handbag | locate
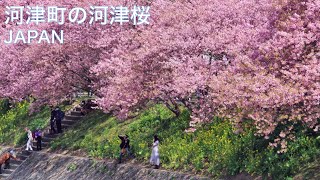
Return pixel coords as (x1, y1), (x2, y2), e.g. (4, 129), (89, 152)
(121, 148), (126, 154)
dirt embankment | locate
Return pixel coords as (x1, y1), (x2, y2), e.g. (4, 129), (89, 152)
(7, 152), (210, 180)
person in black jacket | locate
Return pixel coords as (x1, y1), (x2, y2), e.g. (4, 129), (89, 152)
(35, 128), (42, 151)
(118, 134), (133, 163)
(50, 107), (56, 134)
(54, 106), (64, 133)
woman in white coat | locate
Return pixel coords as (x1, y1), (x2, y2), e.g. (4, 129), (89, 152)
(25, 127), (33, 151)
(150, 135), (160, 169)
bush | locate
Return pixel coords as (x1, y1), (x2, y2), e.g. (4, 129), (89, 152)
(244, 135), (320, 179)
(0, 100), (60, 146)
(0, 99), (11, 116)
(49, 104), (320, 179)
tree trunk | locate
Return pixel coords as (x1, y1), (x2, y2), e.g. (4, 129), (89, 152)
(164, 99), (181, 117)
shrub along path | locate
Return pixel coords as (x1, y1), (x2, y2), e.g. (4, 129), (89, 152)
(0, 107), (84, 179)
(1, 106), (211, 180)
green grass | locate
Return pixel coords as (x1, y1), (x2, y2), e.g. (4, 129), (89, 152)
(0, 101), (49, 146)
(1, 99), (319, 179)
(294, 157), (320, 180)
(67, 163), (78, 171)
(0, 99), (73, 146)
(50, 104), (320, 179)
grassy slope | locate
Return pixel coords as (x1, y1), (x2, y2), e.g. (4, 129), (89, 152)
(294, 157), (320, 180)
(50, 104), (320, 179)
(1, 100), (319, 179)
(0, 101), (50, 146)
(0, 100), (72, 146)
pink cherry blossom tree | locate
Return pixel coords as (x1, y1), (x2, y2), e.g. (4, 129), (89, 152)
(0, 0), (318, 143)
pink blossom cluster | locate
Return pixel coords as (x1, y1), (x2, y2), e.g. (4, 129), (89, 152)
(0, 0), (319, 141)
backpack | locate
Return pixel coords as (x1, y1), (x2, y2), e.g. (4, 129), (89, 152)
(56, 110), (65, 120)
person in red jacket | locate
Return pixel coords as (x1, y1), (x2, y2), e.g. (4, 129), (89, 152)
(0, 150), (18, 174)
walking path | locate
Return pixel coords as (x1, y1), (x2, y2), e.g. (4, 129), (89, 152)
(6, 152), (210, 180)
(1, 104), (213, 180)
(0, 107), (84, 179)
(0, 105), (213, 180)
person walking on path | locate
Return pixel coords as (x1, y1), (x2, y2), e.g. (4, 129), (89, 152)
(0, 150), (18, 174)
(118, 134), (133, 163)
(150, 135), (160, 169)
(50, 107), (56, 134)
(25, 127), (33, 151)
(54, 106), (64, 133)
(35, 128), (43, 151)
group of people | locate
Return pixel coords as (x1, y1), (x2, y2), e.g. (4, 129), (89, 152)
(80, 99), (97, 115)
(1, 135), (159, 174)
(24, 106), (65, 152)
(50, 106), (65, 134)
(1, 127), (42, 173)
(118, 135), (160, 169)
(25, 127), (43, 151)
(17, 104), (161, 170)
